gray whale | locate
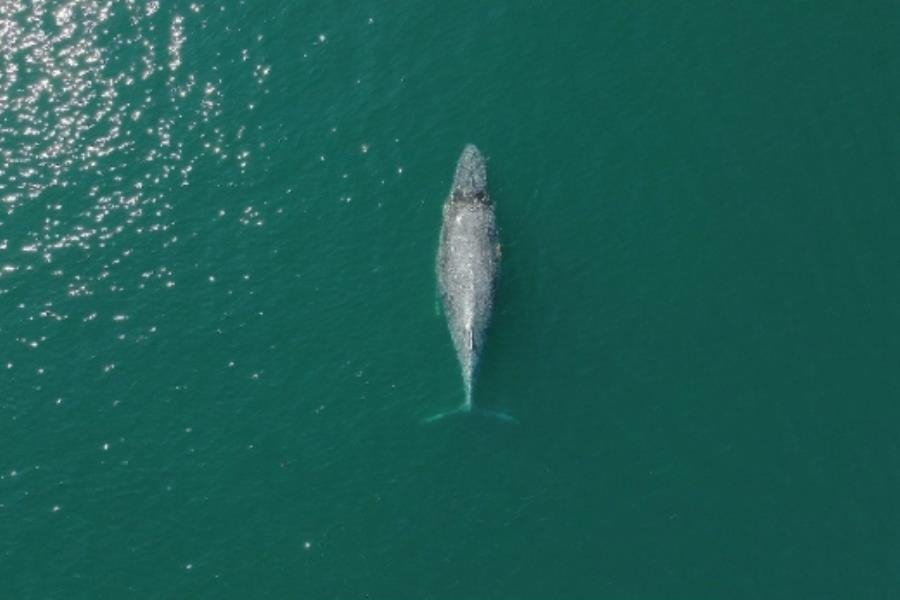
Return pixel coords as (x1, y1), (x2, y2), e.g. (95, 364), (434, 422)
(434, 145), (501, 415)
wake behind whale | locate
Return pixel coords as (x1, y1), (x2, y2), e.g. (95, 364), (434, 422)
(425, 145), (514, 423)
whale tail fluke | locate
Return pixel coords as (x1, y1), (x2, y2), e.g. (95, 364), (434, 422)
(471, 408), (518, 423)
(421, 405), (469, 424)
(421, 404), (518, 425)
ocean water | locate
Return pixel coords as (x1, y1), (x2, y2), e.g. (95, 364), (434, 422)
(2, 1), (900, 598)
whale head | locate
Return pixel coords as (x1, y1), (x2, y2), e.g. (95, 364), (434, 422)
(450, 144), (489, 205)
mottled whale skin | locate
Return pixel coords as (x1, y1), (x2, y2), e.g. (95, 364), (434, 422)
(436, 144), (499, 410)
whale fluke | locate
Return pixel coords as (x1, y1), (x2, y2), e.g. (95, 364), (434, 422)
(421, 406), (518, 425)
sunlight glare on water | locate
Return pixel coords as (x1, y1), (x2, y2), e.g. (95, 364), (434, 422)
(0, 0), (275, 347)
(0, 1), (267, 297)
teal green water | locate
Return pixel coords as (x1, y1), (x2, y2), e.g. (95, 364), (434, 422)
(2, 1), (900, 597)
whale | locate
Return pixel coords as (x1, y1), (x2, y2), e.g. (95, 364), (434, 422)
(426, 145), (514, 423)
